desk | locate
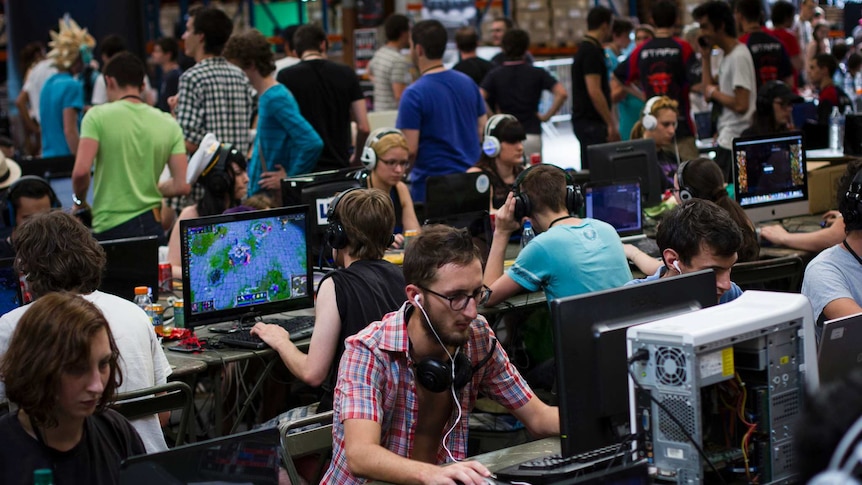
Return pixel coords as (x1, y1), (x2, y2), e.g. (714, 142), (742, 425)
(367, 437), (560, 485)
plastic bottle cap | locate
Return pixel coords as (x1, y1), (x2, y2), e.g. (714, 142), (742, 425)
(134, 286), (149, 295)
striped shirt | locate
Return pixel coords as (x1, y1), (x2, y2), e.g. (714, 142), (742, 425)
(322, 304), (533, 484)
(368, 46), (412, 111)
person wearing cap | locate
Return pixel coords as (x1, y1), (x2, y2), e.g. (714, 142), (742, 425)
(39, 17), (94, 158)
(167, 134), (249, 279)
(72, 52), (190, 244)
(808, 53), (854, 125)
(741, 80), (803, 137)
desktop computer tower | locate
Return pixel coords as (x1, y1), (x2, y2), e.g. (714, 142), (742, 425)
(627, 291), (818, 484)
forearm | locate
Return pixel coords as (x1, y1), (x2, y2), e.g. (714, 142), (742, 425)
(274, 340), (318, 386)
(72, 174), (90, 201)
(346, 442), (442, 485)
(64, 124), (80, 155)
(543, 92), (568, 119)
(158, 178), (188, 198)
(484, 231), (511, 286)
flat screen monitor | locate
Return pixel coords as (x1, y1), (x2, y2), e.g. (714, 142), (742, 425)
(423, 172), (491, 220)
(551, 270), (716, 457)
(584, 180), (643, 238)
(587, 139), (663, 207)
(179, 206), (312, 329)
(0, 258), (23, 315)
(99, 235), (159, 301)
(732, 131), (809, 224)
(19, 155), (75, 179)
(281, 168), (363, 264)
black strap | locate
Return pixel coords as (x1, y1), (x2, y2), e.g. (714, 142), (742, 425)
(844, 239), (862, 266)
(548, 215), (572, 228)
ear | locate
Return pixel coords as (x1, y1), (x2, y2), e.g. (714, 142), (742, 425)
(662, 248), (680, 269)
(405, 284), (421, 304)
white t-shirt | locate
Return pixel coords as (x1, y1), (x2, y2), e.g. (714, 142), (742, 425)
(274, 56), (300, 76)
(716, 43), (756, 149)
(22, 59), (58, 121)
(0, 291), (172, 453)
(91, 73), (154, 105)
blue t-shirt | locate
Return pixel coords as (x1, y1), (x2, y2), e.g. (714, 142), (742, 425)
(249, 84), (323, 196)
(626, 267), (743, 304)
(604, 47), (644, 141)
(507, 219), (632, 301)
(39, 72), (84, 157)
(396, 70), (486, 202)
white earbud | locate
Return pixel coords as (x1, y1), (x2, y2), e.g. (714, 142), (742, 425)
(673, 260), (682, 273)
(413, 294), (422, 307)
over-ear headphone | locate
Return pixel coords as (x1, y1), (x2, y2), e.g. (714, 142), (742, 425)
(642, 96), (663, 131)
(676, 159), (696, 202)
(511, 164), (583, 220)
(1, 176), (61, 227)
(808, 413), (862, 485)
(360, 128), (405, 171)
(482, 114), (517, 158)
(844, 168), (862, 228)
(324, 187), (362, 250)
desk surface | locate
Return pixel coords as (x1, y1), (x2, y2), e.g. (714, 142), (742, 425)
(367, 437), (560, 485)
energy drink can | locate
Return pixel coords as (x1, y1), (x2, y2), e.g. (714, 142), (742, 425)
(158, 263), (172, 293)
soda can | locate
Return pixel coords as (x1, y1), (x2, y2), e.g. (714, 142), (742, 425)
(173, 300), (185, 329)
(158, 263), (172, 293)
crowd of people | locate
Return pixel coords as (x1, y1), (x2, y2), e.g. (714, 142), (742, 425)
(2, 2), (862, 483)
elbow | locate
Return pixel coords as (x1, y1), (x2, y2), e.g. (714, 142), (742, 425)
(344, 443), (369, 477)
(304, 369), (327, 388)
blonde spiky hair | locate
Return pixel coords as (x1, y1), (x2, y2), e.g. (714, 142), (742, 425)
(47, 16), (95, 70)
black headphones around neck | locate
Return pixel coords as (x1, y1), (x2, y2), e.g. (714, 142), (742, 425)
(1, 176), (61, 228)
(843, 168), (862, 228)
(676, 159), (696, 202)
(413, 337), (498, 393)
(511, 164), (582, 220)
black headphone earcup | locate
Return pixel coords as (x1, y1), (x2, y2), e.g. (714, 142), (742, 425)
(325, 221), (349, 250)
(414, 358), (452, 393)
(513, 193), (531, 220)
(567, 184), (583, 215)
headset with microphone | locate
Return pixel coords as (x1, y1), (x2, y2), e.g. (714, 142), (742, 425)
(511, 163), (583, 220)
(482, 114), (517, 158)
(360, 128), (406, 171)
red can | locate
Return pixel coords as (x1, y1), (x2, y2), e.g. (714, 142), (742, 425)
(158, 263), (172, 293)
(530, 153), (542, 165)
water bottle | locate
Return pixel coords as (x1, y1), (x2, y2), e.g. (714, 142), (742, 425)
(521, 221), (535, 248)
(134, 285), (154, 326)
(830, 107), (842, 151)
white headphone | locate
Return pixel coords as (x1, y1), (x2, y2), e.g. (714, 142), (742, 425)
(642, 96), (663, 131)
(673, 260), (682, 273)
(482, 114), (517, 158)
(808, 414), (862, 484)
(360, 128), (405, 170)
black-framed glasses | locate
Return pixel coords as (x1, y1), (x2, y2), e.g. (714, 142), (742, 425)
(418, 285), (492, 310)
(379, 158), (410, 169)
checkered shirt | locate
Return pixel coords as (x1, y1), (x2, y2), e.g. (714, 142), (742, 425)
(172, 57), (254, 210)
(368, 45), (412, 111)
(321, 304), (534, 484)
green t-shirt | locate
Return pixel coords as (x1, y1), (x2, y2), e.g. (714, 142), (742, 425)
(80, 100), (185, 233)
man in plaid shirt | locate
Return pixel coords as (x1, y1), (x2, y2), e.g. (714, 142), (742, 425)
(171, 6), (253, 212)
(322, 225), (559, 484)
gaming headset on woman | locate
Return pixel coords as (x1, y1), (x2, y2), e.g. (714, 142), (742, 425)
(482, 114), (517, 158)
(360, 128), (406, 171)
(642, 96), (663, 131)
(511, 163), (582, 220)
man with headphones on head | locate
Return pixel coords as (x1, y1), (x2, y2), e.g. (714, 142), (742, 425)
(0, 168), (56, 258)
(626, 199), (744, 304)
(323, 225), (559, 484)
(252, 188), (405, 428)
(803, 161), (862, 339)
(483, 164), (631, 307)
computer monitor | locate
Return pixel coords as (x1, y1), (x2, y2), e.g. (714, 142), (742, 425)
(732, 131), (809, 224)
(0, 258), (23, 315)
(179, 206), (312, 329)
(587, 139), (663, 207)
(551, 270), (716, 457)
(423, 172), (491, 220)
(99, 235), (159, 301)
(281, 168), (363, 263)
(584, 180), (643, 238)
(18, 155), (75, 179)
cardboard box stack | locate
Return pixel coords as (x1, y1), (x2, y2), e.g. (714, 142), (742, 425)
(550, 0), (589, 46)
(516, 0), (552, 45)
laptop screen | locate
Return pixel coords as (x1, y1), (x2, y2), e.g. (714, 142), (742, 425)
(120, 428), (280, 484)
(0, 258), (22, 315)
(584, 181), (643, 236)
(180, 206), (312, 328)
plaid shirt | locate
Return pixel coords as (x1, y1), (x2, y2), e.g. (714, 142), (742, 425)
(322, 303), (534, 484)
(173, 57), (254, 209)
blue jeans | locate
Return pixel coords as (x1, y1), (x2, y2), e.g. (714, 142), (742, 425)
(94, 208), (166, 246)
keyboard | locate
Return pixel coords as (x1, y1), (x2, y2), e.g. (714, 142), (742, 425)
(632, 237), (661, 258)
(218, 315), (315, 350)
(494, 444), (628, 484)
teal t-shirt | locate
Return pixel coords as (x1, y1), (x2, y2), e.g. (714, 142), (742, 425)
(80, 100), (186, 233)
(507, 219), (633, 301)
(39, 72), (84, 157)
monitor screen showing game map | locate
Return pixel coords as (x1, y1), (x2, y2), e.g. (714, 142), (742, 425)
(179, 206), (312, 328)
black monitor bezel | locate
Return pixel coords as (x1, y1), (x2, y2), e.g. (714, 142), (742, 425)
(551, 270), (716, 457)
(587, 138), (663, 207)
(180, 205), (313, 329)
(98, 235), (160, 301)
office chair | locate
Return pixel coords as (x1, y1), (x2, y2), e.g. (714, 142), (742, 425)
(112, 381), (193, 447)
(279, 409), (334, 485)
(732, 255), (805, 292)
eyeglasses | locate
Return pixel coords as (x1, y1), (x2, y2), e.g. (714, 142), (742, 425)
(379, 158), (410, 169)
(418, 285), (492, 310)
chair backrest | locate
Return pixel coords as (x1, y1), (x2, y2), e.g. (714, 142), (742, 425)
(731, 255), (805, 292)
(112, 381), (193, 447)
(279, 410), (334, 485)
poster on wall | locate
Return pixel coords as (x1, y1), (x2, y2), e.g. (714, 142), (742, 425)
(354, 28), (378, 75)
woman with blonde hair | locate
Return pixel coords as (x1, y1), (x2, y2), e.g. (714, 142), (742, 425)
(631, 96), (680, 190)
(359, 128), (420, 247)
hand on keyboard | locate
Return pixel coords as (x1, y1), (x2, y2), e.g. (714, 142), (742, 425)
(250, 322), (291, 351)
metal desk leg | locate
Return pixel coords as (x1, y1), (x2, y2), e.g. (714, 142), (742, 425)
(230, 357), (277, 434)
